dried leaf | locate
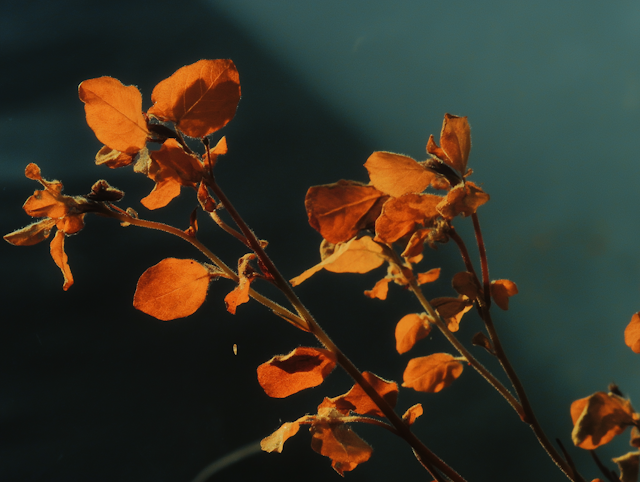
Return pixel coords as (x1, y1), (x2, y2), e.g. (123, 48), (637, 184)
(438, 114), (471, 174)
(4, 218), (56, 246)
(364, 151), (434, 197)
(402, 403), (424, 426)
(257, 347), (337, 398)
(374, 193), (442, 244)
(613, 452), (640, 482)
(224, 253), (257, 314)
(364, 277), (393, 300)
(417, 268), (441, 285)
(94, 145), (134, 168)
(133, 258), (213, 321)
(50, 230), (73, 291)
(571, 391), (637, 449)
(431, 297), (473, 332)
(452, 271), (480, 299)
(261, 420), (304, 453)
(395, 313), (431, 354)
(78, 77), (149, 154)
(437, 181), (489, 220)
(336, 372), (398, 417)
(402, 353), (463, 393)
(491, 279), (519, 310)
(290, 236), (386, 286)
(148, 59), (241, 138)
(310, 419), (373, 476)
(305, 180), (389, 244)
(625, 312), (640, 354)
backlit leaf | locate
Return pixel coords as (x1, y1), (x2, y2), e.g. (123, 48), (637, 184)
(395, 313), (431, 354)
(402, 403), (424, 426)
(439, 114), (471, 175)
(305, 180), (388, 244)
(290, 236), (386, 286)
(625, 312), (640, 353)
(257, 347), (337, 398)
(224, 253), (257, 314)
(50, 230), (73, 291)
(148, 59), (241, 138)
(417, 268), (440, 285)
(374, 193), (442, 244)
(261, 420), (305, 453)
(571, 391), (637, 449)
(95, 145), (134, 169)
(364, 151), (434, 197)
(437, 181), (489, 220)
(431, 297), (473, 332)
(613, 452), (640, 482)
(402, 353), (463, 393)
(133, 258), (212, 321)
(491, 279), (519, 310)
(4, 218), (56, 246)
(364, 276), (393, 300)
(335, 372), (398, 417)
(78, 77), (149, 154)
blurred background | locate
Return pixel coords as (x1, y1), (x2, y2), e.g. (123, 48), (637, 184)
(1, 1), (639, 481)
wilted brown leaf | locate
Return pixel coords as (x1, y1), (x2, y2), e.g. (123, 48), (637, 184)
(437, 181), (489, 220)
(491, 279), (519, 310)
(613, 452), (640, 482)
(402, 353), (463, 393)
(364, 151), (434, 197)
(257, 347), (337, 398)
(133, 258), (213, 321)
(395, 313), (431, 354)
(224, 253), (257, 314)
(78, 77), (149, 154)
(305, 180), (389, 244)
(427, 113), (471, 175)
(148, 59), (241, 138)
(625, 312), (640, 354)
(452, 271), (480, 299)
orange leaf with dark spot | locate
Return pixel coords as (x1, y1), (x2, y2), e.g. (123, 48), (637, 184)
(333, 372), (398, 417)
(491, 279), (519, 310)
(133, 258), (213, 321)
(395, 313), (431, 354)
(148, 59), (240, 138)
(78, 77), (149, 154)
(402, 353), (463, 393)
(257, 347), (337, 398)
(364, 151), (434, 197)
(374, 193), (442, 244)
(305, 180), (389, 244)
(624, 312), (640, 353)
(571, 391), (637, 449)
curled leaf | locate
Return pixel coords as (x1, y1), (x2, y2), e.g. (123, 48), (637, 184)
(427, 113), (471, 175)
(133, 258), (213, 321)
(261, 419), (307, 453)
(613, 452), (640, 482)
(257, 347), (337, 398)
(437, 181), (489, 220)
(417, 268), (441, 285)
(452, 271), (480, 299)
(402, 353), (463, 393)
(50, 230), (73, 291)
(364, 276), (393, 300)
(4, 218), (56, 246)
(431, 297), (473, 332)
(331, 372), (398, 417)
(625, 312), (640, 354)
(402, 403), (424, 426)
(491, 279), (519, 310)
(224, 253), (257, 314)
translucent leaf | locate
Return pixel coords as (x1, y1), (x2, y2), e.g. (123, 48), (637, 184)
(625, 312), (640, 353)
(257, 347), (337, 398)
(417, 268), (440, 285)
(4, 218), (56, 246)
(305, 180), (388, 244)
(148, 59), (241, 138)
(364, 151), (434, 197)
(402, 353), (463, 393)
(310, 418), (373, 476)
(78, 77), (149, 154)
(133, 258), (212, 321)
(571, 391), (637, 449)
(23, 189), (68, 219)
(613, 452), (640, 482)
(261, 421), (303, 453)
(491, 279), (519, 310)
(364, 277), (392, 300)
(431, 297), (473, 332)
(395, 313), (431, 354)
(402, 403), (424, 426)
(95, 145), (134, 169)
(50, 230), (73, 291)
(332, 371), (398, 417)
(438, 114), (471, 174)
(290, 236), (386, 286)
(374, 193), (441, 244)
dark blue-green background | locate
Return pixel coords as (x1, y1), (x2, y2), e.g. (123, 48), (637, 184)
(2, 1), (639, 481)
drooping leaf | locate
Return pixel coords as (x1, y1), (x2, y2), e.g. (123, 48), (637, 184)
(224, 253), (258, 314)
(133, 258), (213, 321)
(417, 268), (441, 285)
(437, 181), (489, 220)
(452, 271), (480, 299)
(78, 77), (149, 154)
(374, 193), (442, 244)
(4, 218), (56, 246)
(290, 236), (386, 286)
(401, 228), (433, 258)
(310, 411), (373, 476)
(364, 276), (393, 300)
(402, 353), (463, 393)
(402, 403), (424, 426)
(305, 180), (389, 244)
(395, 313), (431, 354)
(613, 452), (640, 482)
(571, 391), (637, 450)
(257, 347), (337, 398)
(50, 230), (73, 291)
(491, 279), (519, 310)
(625, 312), (640, 354)
(261, 419), (307, 453)
(431, 297), (473, 332)
(364, 151), (434, 197)
(94, 145), (134, 169)
(148, 59), (241, 138)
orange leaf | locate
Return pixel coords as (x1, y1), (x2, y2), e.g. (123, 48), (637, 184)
(133, 258), (213, 321)
(364, 151), (434, 197)
(402, 403), (424, 426)
(140, 178), (182, 210)
(78, 77), (149, 154)
(437, 181), (489, 220)
(571, 391), (637, 449)
(396, 313), (431, 354)
(374, 193), (442, 244)
(257, 347), (337, 398)
(305, 180), (389, 244)
(438, 114), (471, 174)
(310, 417), (373, 476)
(148, 59), (241, 138)
(95, 145), (134, 169)
(625, 312), (640, 353)
(613, 452), (639, 482)
(490, 279), (519, 310)
(4, 218), (56, 246)
(417, 267), (441, 285)
(364, 276), (393, 300)
(431, 297), (473, 332)
(290, 236), (386, 286)
(402, 353), (463, 393)
(50, 230), (73, 291)
(23, 189), (68, 219)
(336, 372), (398, 417)
(224, 254), (258, 314)
(261, 420), (304, 453)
